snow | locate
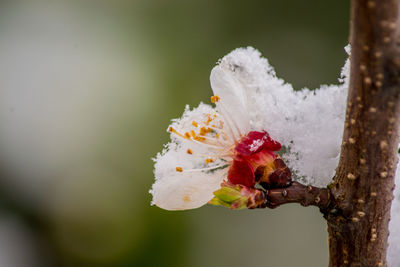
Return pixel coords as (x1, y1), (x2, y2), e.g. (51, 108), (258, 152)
(249, 139), (264, 152)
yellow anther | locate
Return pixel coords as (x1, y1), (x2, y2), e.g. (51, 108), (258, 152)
(169, 127), (187, 139)
(194, 136), (206, 142)
(184, 132), (191, 139)
(192, 121), (198, 127)
(205, 158), (214, 164)
(187, 149), (193, 154)
(200, 127), (212, 136)
(211, 95), (220, 103)
(176, 167), (183, 172)
(190, 130), (197, 138)
(204, 114), (215, 125)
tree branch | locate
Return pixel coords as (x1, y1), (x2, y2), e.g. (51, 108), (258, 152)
(248, 182), (332, 211)
(327, 0), (400, 266)
(266, 182), (331, 209)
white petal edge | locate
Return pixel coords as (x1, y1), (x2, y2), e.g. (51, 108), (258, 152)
(151, 169), (226, 211)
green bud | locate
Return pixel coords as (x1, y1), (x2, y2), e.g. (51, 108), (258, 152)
(208, 197), (231, 207)
(209, 184), (249, 210)
(213, 186), (242, 202)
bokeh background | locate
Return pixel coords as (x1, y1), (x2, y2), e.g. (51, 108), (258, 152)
(0, 1), (349, 266)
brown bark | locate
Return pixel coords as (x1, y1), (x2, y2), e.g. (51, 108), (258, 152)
(265, 182), (331, 210)
(327, 0), (400, 266)
(249, 181), (332, 210)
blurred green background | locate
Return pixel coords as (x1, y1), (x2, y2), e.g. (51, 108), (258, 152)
(0, 1), (348, 266)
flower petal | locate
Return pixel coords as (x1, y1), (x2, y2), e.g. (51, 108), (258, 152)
(227, 160), (255, 187)
(151, 170), (226, 210)
(210, 66), (251, 139)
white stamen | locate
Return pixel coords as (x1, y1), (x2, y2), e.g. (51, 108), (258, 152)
(208, 126), (234, 143)
(199, 135), (230, 147)
(182, 166), (229, 173)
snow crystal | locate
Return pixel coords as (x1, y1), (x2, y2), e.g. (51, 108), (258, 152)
(249, 139), (264, 152)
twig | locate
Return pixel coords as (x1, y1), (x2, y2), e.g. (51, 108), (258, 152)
(248, 182), (331, 210)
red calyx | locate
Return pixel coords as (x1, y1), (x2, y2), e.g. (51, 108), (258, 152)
(227, 131), (282, 187)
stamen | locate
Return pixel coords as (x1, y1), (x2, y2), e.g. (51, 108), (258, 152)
(168, 114), (235, 151)
(218, 153), (234, 158)
(188, 150), (232, 159)
(208, 126), (232, 142)
(182, 165), (229, 173)
(197, 134), (230, 146)
(190, 139), (222, 149)
(170, 126), (224, 149)
(205, 114), (213, 125)
(193, 136), (206, 142)
(187, 149), (193, 154)
(215, 107), (237, 141)
(169, 127), (190, 139)
(200, 127), (212, 136)
(189, 129), (229, 146)
(207, 125), (223, 132)
(176, 167), (183, 172)
(205, 158), (215, 164)
(192, 121), (198, 127)
(211, 95), (221, 103)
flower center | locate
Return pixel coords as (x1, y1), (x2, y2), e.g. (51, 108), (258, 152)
(227, 131), (291, 188)
(168, 97), (237, 172)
